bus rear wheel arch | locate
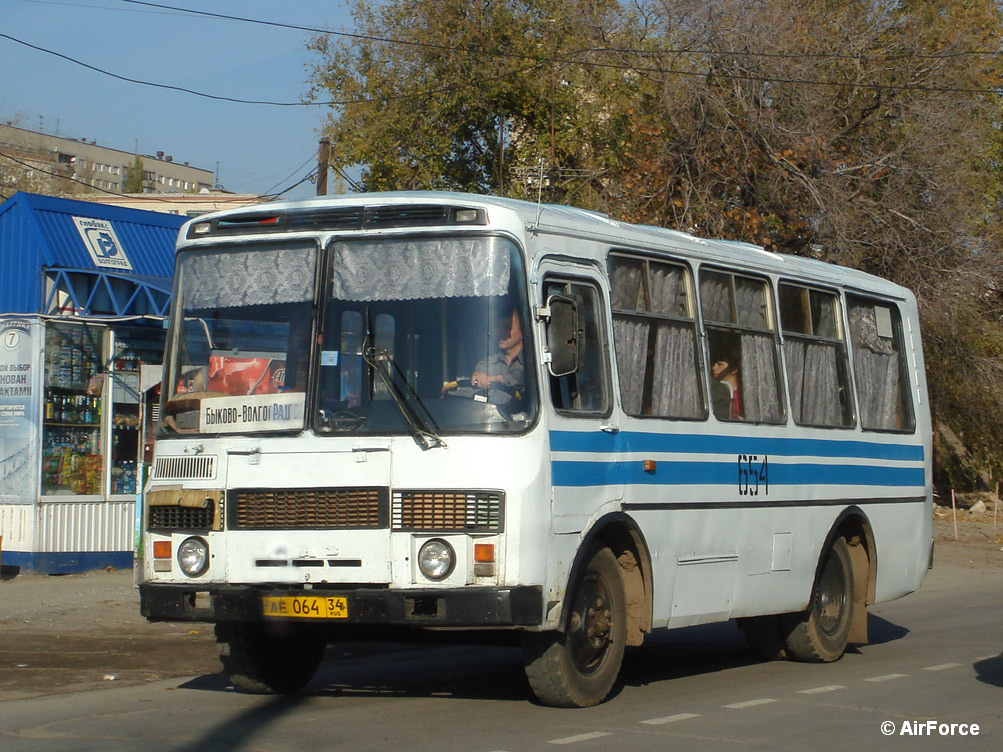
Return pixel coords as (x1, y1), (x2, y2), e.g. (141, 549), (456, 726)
(741, 513), (874, 662)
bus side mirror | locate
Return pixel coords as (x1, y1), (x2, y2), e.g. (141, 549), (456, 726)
(545, 294), (581, 377)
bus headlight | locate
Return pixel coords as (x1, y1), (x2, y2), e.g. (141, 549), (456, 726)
(177, 536), (210, 577)
(418, 539), (455, 580)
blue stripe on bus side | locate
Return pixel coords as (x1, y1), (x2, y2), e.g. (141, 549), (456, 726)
(549, 430), (925, 463)
(551, 459), (926, 488)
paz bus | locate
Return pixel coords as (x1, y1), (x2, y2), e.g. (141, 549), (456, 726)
(139, 192), (932, 707)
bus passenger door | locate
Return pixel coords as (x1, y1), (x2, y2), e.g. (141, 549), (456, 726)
(540, 270), (621, 533)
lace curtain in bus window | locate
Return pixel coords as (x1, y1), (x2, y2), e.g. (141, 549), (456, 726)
(612, 316), (646, 414)
(609, 257), (644, 310)
(610, 256), (702, 418)
(700, 273), (732, 322)
(649, 262), (689, 316)
(182, 246), (316, 310)
(701, 273), (771, 327)
(784, 340), (844, 426)
(332, 237), (510, 301)
(611, 317), (702, 417)
(651, 323), (701, 417)
(779, 284), (851, 427)
(734, 277), (770, 328)
(740, 333), (783, 422)
(848, 301), (911, 431)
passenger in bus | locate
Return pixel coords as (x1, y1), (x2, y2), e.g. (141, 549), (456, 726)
(711, 355), (743, 420)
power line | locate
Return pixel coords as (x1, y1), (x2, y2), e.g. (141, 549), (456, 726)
(0, 32), (317, 106)
(14, 0), (185, 17)
(0, 31), (546, 106)
(116, 1), (1003, 64)
(115, 0), (460, 53)
(336, 167), (362, 193)
(5, 3), (1001, 112)
(263, 167), (320, 201)
(259, 153), (318, 197)
(4, 26), (997, 113)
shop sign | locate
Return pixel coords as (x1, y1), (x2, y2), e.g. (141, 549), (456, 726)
(72, 217), (133, 271)
(199, 392), (305, 434)
(0, 319), (41, 504)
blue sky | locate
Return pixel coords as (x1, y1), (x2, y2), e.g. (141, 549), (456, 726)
(1, 0), (358, 200)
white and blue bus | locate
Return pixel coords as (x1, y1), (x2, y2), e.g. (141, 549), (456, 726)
(139, 192), (932, 707)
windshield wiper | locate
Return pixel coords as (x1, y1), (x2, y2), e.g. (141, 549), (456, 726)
(363, 344), (446, 451)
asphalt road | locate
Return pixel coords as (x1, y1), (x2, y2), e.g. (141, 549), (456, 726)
(0, 516), (1000, 751)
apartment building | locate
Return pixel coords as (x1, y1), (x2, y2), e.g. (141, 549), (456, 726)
(0, 123), (214, 195)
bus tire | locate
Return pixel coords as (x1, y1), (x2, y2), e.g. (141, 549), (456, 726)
(785, 537), (854, 663)
(215, 622), (325, 694)
(522, 546), (627, 707)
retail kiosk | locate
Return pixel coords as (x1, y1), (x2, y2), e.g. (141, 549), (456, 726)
(0, 192), (184, 573)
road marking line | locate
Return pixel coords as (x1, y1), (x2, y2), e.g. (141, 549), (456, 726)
(640, 713), (701, 725)
(798, 685), (847, 694)
(864, 673), (908, 682)
(725, 698), (777, 709)
(922, 663), (961, 671)
(548, 732), (612, 745)
(976, 655), (997, 661)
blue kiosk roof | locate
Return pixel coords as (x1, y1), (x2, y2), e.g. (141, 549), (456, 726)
(0, 192), (184, 316)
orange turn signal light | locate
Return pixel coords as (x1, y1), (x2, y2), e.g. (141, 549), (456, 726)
(643, 459), (657, 473)
(153, 540), (172, 559)
(474, 543), (495, 563)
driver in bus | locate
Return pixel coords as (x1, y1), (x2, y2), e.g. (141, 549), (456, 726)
(444, 307), (526, 413)
(471, 308), (525, 396)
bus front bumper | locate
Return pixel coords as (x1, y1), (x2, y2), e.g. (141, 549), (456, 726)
(139, 582), (543, 628)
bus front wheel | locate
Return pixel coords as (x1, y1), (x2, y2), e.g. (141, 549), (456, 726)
(785, 537), (855, 663)
(215, 622), (325, 694)
(522, 546), (627, 707)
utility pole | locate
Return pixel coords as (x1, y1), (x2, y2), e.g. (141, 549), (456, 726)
(317, 138), (330, 196)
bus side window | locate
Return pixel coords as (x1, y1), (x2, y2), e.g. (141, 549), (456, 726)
(544, 279), (609, 414)
(699, 269), (785, 423)
(608, 252), (704, 419)
(779, 283), (854, 428)
(846, 296), (915, 432)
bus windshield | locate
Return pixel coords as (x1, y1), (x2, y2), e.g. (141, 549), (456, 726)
(159, 235), (536, 437)
(316, 235), (535, 437)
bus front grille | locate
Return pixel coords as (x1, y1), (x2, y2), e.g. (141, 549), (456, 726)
(392, 490), (504, 532)
(149, 505), (215, 531)
(229, 487), (388, 529)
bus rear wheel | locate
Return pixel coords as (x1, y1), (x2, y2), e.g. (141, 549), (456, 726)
(785, 537), (854, 663)
(522, 546), (627, 707)
(215, 622), (326, 694)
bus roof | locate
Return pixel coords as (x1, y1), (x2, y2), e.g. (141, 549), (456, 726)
(179, 191), (913, 301)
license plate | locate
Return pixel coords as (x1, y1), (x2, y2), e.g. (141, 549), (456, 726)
(261, 595), (349, 619)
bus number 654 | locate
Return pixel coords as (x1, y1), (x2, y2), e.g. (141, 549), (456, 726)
(738, 454), (769, 496)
